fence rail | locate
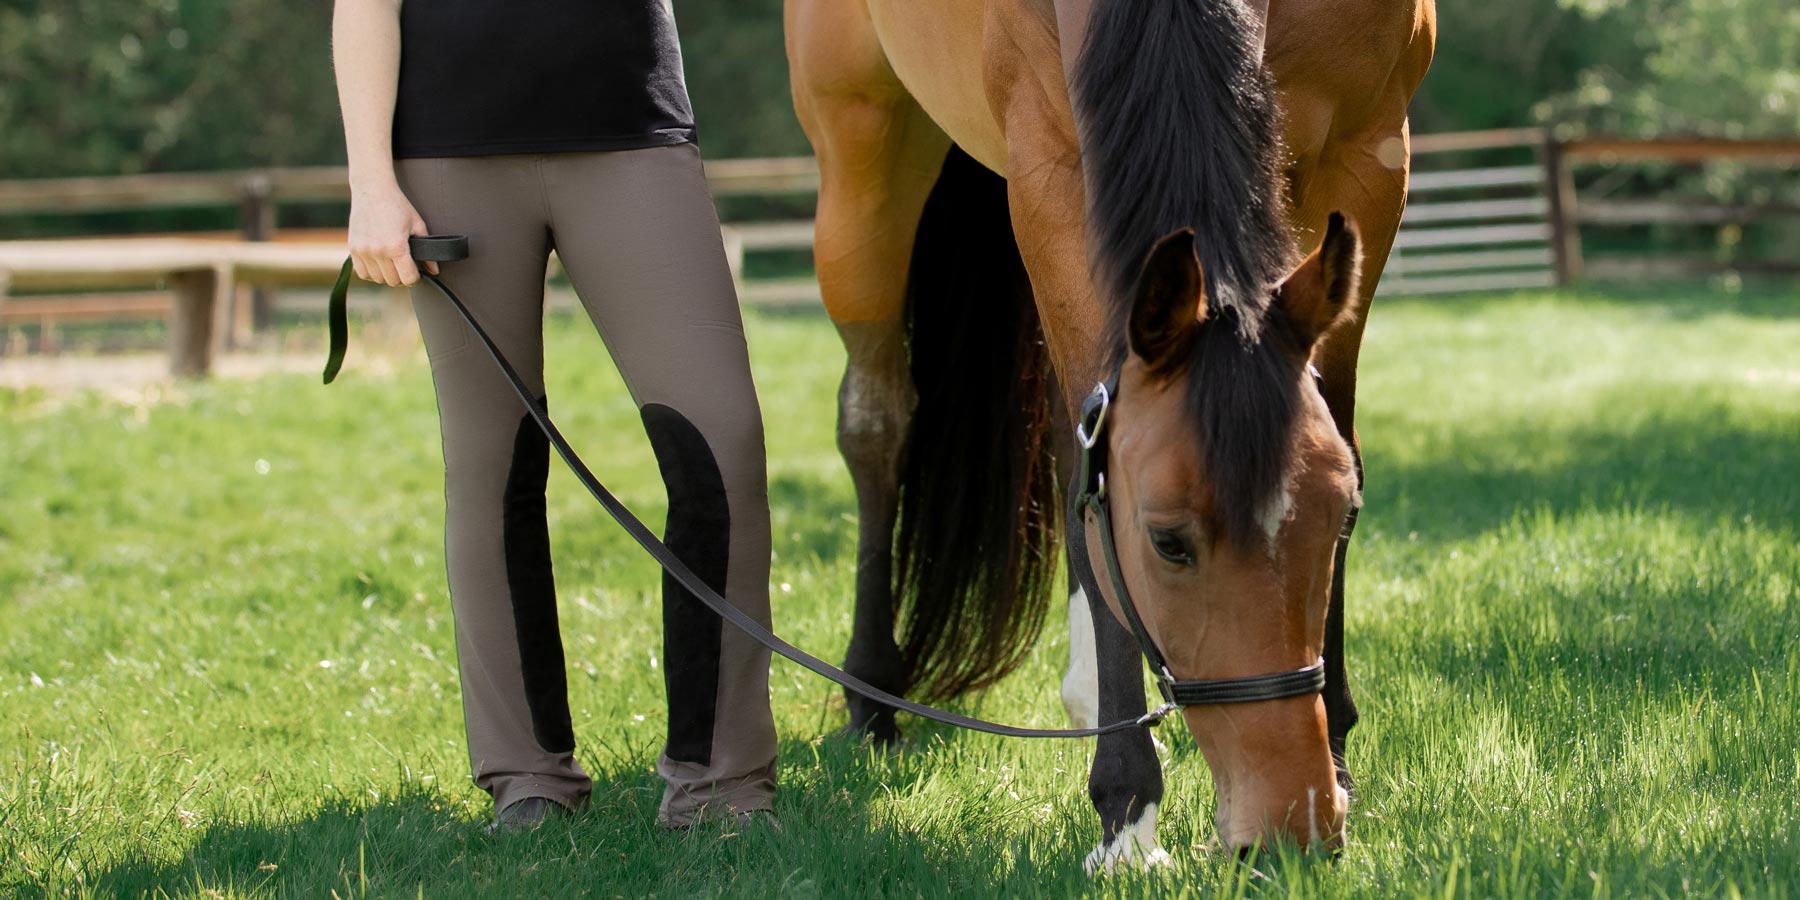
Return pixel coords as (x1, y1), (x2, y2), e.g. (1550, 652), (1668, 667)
(0, 158), (819, 217)
(1389, 130), (1800, 295)
(3, 129), (1798, 372)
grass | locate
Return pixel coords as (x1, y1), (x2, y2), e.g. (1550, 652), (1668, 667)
(1, 283), (1797, 898)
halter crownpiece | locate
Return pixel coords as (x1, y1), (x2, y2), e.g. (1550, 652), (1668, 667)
(1075, 371), (1328, 710)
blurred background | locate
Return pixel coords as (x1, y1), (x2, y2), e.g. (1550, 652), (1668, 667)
(1, 0), (1797, 177)
(0, 0), (1795, 368)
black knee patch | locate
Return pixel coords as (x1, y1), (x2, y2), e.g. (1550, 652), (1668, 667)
(504, 400), (576, 754)
(641, 403), (730, 766)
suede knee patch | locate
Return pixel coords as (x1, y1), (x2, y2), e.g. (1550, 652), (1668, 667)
(504, 400), (576, 754)
(641, 403), (730, 766)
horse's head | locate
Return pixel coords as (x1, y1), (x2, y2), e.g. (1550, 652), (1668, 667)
(1084, 212), (1364, 854)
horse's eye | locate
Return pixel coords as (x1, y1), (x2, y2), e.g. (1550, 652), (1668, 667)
(1148, 528), (1194, 566)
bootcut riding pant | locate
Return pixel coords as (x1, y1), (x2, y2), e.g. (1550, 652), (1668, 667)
(395, 142), (777, 825)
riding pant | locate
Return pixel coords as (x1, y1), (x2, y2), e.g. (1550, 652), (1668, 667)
(395, 142), (777, 825)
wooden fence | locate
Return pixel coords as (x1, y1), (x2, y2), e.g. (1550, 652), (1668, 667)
(1394, 128), (1800, 294)
(3, 130), (1796, 366)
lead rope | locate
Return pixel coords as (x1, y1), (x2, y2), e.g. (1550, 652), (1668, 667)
(325, 238), (1174, 739)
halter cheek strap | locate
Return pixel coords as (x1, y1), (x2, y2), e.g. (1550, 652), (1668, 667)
(1074, 369), (1327, 711)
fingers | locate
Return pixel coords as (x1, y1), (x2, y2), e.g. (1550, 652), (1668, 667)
(348, 192), (432, 286)
(350, 241), (420, 287)
(374, 253), (403, 287)
(393, 252), (422, 286)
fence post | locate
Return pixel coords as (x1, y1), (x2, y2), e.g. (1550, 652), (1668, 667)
(168, 268), (218, 378)
(239, 173), (277, 339)
(1542, 131), (1583, 284)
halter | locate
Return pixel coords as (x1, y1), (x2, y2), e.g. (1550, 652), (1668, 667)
(1074, 368), (1327, 714)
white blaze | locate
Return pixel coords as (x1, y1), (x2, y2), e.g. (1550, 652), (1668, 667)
(1257, 480), (1295, 544)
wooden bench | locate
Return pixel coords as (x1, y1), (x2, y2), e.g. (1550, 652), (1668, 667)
(0, 225), (822, 377)
(0, 238), (346, 377)
(0, 160), (828, 374)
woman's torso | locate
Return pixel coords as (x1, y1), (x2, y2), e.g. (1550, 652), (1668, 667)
(392, 0), (696, 158)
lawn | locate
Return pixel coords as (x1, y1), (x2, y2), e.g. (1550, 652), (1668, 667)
(2, 284), (1796, 898)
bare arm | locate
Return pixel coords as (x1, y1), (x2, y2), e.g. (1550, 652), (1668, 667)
(333, 0), (432, 286)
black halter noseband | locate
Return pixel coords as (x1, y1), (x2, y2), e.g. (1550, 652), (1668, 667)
(1074, 369), (1327, 713)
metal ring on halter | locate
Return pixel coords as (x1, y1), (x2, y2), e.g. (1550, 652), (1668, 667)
(1076, 380), (1110, 450)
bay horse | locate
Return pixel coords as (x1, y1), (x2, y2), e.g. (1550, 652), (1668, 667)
(785, 0), (1435, 865)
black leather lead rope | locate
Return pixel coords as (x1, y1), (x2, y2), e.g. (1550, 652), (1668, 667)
(324, 235), (1170, 739)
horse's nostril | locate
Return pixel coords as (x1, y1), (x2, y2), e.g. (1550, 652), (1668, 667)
(1235, 844), (1260, 864)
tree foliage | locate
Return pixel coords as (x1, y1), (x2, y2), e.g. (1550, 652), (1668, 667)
(0, 0), (340, 177)
(0, 0), (1793, 178)
(1545, 0), (1800, 138)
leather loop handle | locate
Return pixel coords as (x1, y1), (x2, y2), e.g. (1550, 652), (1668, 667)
(323, 234), (471, 384)
(409, 234), (470, 262)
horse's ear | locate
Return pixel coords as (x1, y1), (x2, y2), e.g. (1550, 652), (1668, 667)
(1129, 228), (1207, 373)
(1276, 211), (1362, 348)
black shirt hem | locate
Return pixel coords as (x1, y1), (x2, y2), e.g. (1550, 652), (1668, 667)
(392, 128), (697, 160)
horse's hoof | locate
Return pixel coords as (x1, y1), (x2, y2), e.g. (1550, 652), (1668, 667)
(1084, 838), (1175, 877)
(1083, 804), (1175, 876)
(844, 705), (902, 747)
(837, 718), (902, 749)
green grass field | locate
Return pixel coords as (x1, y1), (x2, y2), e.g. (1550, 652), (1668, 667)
(3, 285), (1797, 898)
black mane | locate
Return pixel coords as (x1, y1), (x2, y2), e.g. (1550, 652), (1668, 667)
(1074, 0), (1302, 547)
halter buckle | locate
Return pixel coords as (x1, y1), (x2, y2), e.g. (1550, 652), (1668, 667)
(1076, 380), (1110, 450)
(1155, 666), (1179, 704)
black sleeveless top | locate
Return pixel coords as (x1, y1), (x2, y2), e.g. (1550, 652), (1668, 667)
(392, 0), (697, 158)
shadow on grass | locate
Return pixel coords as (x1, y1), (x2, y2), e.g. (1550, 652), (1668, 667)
(66, 735), (1125, 900)
(1376, 279), (1800, 321)
(1367, 404), (1798, 546)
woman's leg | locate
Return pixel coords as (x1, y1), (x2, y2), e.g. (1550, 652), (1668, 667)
(396, 155), (592, 814)
(539, 143), (777, 825)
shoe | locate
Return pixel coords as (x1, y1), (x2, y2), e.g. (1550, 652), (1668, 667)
(486, 796), (570, 834)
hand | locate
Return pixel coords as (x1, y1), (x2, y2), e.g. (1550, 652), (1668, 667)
(347, 181), (438, 286)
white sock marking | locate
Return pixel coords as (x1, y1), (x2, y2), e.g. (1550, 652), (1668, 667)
(1084, 802), (1175, 876)
(1061, 587), (1099, 729)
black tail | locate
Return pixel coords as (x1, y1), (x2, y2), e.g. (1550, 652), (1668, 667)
(894, 145), (1060, 702)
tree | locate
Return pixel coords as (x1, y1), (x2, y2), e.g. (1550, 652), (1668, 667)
(1545, 0), (1800, 138)
(0, 0), (339, 178)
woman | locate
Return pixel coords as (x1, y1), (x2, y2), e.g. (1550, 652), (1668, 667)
(331, 0), (777, 830)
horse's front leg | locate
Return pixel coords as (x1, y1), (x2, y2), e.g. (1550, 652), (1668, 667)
(1073, 517), (1172, 873)
(987, 13), (1168, 868)
(1287, 114), (1412, 797)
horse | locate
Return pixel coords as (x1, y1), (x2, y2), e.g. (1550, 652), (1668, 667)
(784, 0), (1436, 865)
